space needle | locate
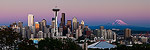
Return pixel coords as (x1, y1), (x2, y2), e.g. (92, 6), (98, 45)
(52, 6), (60, 36)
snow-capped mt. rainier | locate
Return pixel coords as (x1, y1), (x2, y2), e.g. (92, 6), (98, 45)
(89, 19), (150, 31)
(112, 19), (128, 25)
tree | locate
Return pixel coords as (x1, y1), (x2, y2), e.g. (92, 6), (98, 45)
(38, 38), (63, 50)
(63, 38), (82, 50)
(38, 38), (82, 50)
(18, 40), (37, 50)
(0, 28), (22, 49)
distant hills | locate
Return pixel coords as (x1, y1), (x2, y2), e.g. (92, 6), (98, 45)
(89, 19), (150, 31)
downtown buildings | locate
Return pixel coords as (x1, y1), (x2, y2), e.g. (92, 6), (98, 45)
(7, 7), (118, 44)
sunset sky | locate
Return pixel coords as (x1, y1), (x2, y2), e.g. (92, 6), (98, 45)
(0, 0), (150, 27)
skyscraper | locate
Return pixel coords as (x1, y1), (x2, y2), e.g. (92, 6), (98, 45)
(39, 22), (43, 31)
(83, 25), (90, 35)
(81, 20), (84, 29)
(77, 22), (79, 28)
(63, 26), (67, 36)
(40, 19), (47, 33)
(42, 19), (47, 27)
(59, 13), (65, 36)
(22, 27), (26, 38)
(26, 27), (32, 39)
(61, 13), (65, 26)
(35, 22), (39, 33)
(28, 14), (34, 26)
(124, 28), (131, 40)
(101, 29), (107, 39)
(18, 21), (23, 33)
(18, 21), (23, 28)
(76, 24), (82, 39)
(81, 20), (84, 26)
(72, 16), (77, 32)
(52, 7), (60, 36)
(59, 27), (63, 36)
(67, 20), (72, 33)
(107, 29), (113, 39)
(94, 29), (100, 37)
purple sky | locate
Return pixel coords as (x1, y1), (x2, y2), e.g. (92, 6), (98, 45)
(0, 0), (150, 27)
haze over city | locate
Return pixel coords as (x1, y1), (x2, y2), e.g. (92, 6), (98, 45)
(0, 0), (150, 27)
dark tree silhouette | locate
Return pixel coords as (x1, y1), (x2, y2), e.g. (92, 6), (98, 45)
(0, 28), (22, 49)
(18, 40), (37, 50)
(38, 38), (82, 50)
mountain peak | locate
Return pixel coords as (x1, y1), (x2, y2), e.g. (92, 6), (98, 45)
(112, 19), (128, 25)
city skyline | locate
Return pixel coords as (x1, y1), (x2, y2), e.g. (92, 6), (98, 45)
(0, 0), (150, 28)
(1, 0), (150, 49)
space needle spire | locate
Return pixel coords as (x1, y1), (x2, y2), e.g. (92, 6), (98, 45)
(52, 6), (60, 36)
